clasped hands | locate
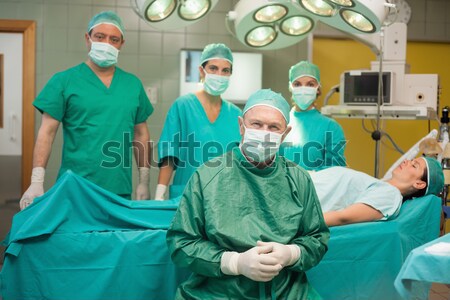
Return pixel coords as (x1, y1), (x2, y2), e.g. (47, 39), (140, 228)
(221, 241), (300, 282)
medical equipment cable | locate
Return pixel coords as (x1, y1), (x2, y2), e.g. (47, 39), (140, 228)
(322, 84), (340, 106)
(361, 119), (404, 154)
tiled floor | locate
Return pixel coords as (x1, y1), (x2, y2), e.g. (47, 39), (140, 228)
(430, 283), (450, 300)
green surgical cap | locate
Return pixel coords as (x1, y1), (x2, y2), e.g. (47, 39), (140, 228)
(289, 61), (320, 84)
(243, 89), (290, 124)
(88, 11), (124, 36)
(200, 43), (233, 65)
(421, 156), (444, 196)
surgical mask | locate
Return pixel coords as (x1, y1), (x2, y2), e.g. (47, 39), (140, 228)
(88, 40), (119, 68)
(240, 127), (284, 163)
(292, 86), (318, 110)
(203, 69), (230, 96)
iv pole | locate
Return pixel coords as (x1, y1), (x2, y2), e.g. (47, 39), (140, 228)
(373, 27), (385, 178)
(347, 23), (407, 178)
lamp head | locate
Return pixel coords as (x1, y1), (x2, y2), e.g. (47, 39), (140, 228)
(132, 0), (218, 30)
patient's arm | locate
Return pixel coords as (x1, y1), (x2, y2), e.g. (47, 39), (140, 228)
(323, 203), (383, 227)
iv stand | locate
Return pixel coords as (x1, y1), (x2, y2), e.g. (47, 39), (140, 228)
(372, 28), (385, 179)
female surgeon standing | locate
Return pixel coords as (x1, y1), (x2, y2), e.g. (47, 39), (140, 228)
(280, 61), (347, 171)
(155, 43), (242, 200)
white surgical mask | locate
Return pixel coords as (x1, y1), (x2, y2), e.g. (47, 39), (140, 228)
(292, 86), (318, 110)
(203, 69), (230, 96)
(88, 40), (119, 68)
(240, 127), (284, 163)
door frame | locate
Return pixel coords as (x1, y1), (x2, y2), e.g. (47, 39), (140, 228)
(0, 20), (36, 193)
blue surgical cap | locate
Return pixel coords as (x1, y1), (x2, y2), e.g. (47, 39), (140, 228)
(421, 156), (444, 196)
(200, 43), (233, 65)
(88, 11), (125, 36)
(243, 89), (290, 124)
(289, 61), (320, 85)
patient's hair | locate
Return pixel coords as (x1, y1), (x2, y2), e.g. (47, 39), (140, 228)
(403, 167), (428, 201)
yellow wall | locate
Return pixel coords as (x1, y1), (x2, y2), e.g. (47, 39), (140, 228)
(313, 38), (450, 177)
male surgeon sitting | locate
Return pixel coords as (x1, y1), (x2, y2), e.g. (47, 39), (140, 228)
(310, 157), (444, 227)
(167, 89), (329, 300)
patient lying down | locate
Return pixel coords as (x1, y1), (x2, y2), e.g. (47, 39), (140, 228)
(310, 157), (444, 227)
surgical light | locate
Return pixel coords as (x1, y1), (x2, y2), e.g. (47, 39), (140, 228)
(246, 26), (277, 47)
(146, 0), (176, 22)
(131, 0), (218, 30)
(179, 0), (210, 20)
(227, 0), (316, 50)
(328, 0), (354, 7)
(254, 5), (287, 23)
(341, 9), (375, 32)
(281, 16), (314, 36)
(300, 0), (336, 17)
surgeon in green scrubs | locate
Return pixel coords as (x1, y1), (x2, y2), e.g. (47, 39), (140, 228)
(280, 61), (346, 171)
(19, 11), (153, 210)
(155, 43), (242, 200)
(167, 89), (329, 300)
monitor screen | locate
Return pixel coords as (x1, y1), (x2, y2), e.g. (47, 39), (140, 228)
(353, 73), (388, 97)
(342, 71), (392, 105)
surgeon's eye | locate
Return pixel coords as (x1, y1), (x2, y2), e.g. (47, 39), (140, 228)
(92, 33), (106, 41)
(250, 122), (262, 129)
(109, 36), (122, 45)
(207, 65), (218, 72)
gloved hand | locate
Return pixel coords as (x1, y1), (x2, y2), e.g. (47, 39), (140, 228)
(135, 167), (150, 200)
(19, 167), (45, 210)
(154, 184), (167, 201)
(257, 241), (301, 267)
(221, 244), (282, 282)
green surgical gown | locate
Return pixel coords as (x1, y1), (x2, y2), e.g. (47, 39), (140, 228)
(157, 93), (242, 197)
(166, 148), (329, 300)
(33, 63), (153, 195)
(280, 108), (346, 170)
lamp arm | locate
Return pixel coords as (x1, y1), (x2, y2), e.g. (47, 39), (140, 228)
(225, 11), (237, 38)
(129, 0), (141, 17)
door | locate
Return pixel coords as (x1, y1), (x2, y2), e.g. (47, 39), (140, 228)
(0, 20), (35, 263)
(0, 32), (23, 203)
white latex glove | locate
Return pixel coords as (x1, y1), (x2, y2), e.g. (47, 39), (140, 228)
(19, 167), (45, 210)
(221, 244), (282, 282)
(135, 167), (150, 200)
(257, 241), (301, 267)
(154, 184), (167, 201)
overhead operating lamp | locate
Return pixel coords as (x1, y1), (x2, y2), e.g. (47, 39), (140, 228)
(226, 0), (316, 50)
(227, 0), (390, 50)
(131, 0), (218, 30)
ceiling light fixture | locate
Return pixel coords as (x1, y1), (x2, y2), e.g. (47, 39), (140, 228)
(226, 0), (316, 50)
(131, 0), (218, 30)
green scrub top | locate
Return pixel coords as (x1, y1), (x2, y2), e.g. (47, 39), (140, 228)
(280, 108), (346, 170)
(33, 63), (153, 195)
(166, 148), (329, 300)
(158, 93), (242, 198)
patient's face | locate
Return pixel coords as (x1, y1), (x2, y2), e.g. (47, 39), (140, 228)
(393, 158), (427, 184)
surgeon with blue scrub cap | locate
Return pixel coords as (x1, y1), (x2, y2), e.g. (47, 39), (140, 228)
(280, 60), (347, 171)
(19, 10), (153, 210)
(166, 87), (329, 300)
(243, 88), (291, 123)
(156, 43), (242, 200)
(239, 89), (292, 164)
(88, 10), (125, 36)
